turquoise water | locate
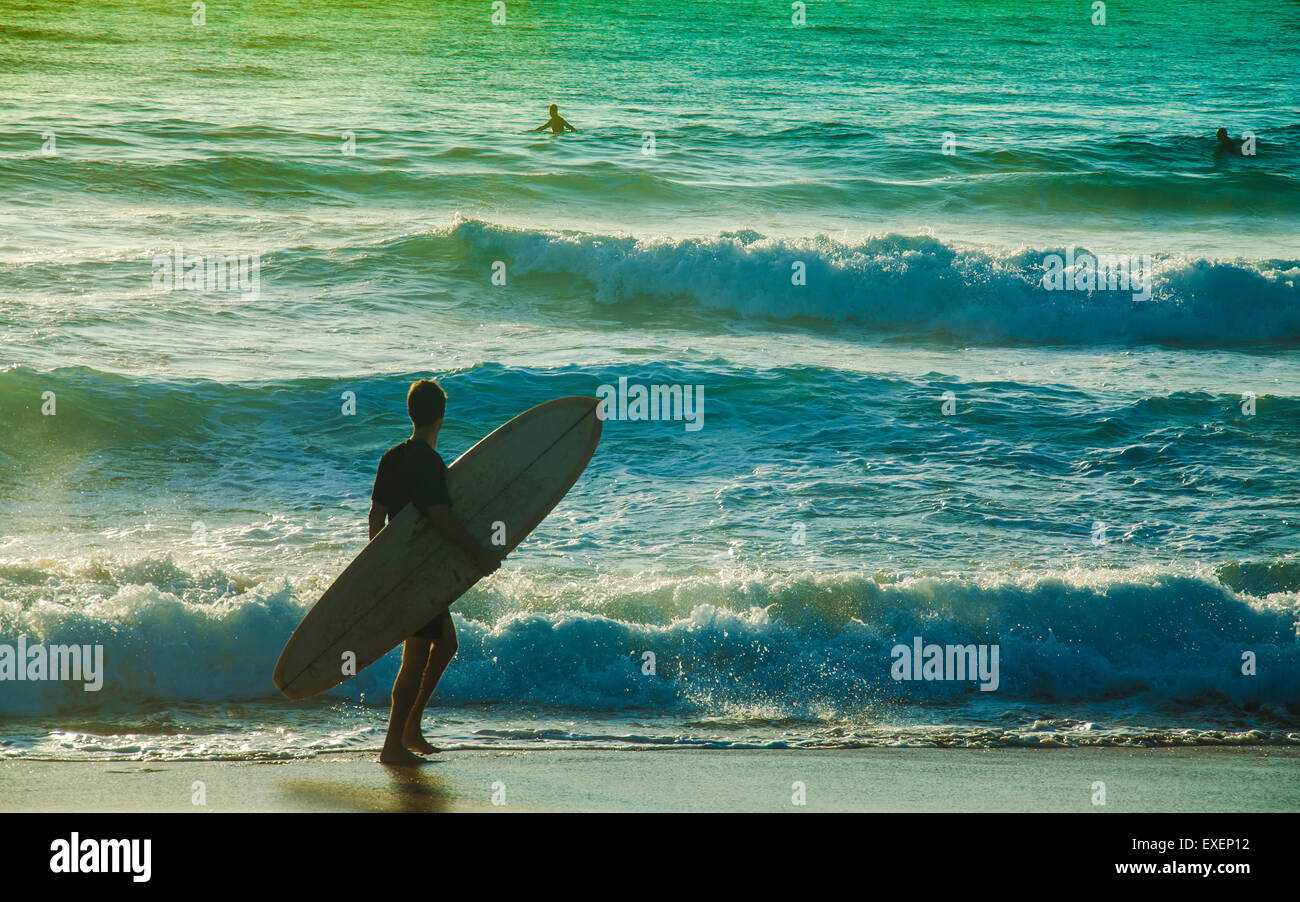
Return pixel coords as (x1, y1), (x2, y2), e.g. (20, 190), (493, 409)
(1, 0), (1298, 759)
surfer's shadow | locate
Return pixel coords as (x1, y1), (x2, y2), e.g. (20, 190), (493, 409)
(381, 764), (453, 803)
(280, 767), (450, 813)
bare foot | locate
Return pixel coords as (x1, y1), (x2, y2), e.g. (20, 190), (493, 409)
(402, 730), (440, 755)
(380, 742), (425, 765)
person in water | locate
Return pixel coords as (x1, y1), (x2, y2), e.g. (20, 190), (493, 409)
(535, 103), (577, 134)
(1216, 127), (1241, 155)
(370, 378), (503, 764)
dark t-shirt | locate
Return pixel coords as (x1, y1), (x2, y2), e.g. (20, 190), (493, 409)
(370, 438), (451, 524)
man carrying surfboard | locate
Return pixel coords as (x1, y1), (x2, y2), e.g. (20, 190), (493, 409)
(369, 379), (503, 764)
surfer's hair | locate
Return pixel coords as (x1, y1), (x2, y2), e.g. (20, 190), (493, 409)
(407, 379), (447, 426)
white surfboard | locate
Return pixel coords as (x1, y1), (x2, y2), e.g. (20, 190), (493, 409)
(273, 396), (602, 700)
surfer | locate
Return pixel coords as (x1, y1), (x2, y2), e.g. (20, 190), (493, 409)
(534, 103), (577, 135)
(370, 379), (503, 764)
(1215, 127), (1241, 155)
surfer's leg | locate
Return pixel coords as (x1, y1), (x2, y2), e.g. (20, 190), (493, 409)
(381, 637), (432, 764)
(403, 616), (458, 754)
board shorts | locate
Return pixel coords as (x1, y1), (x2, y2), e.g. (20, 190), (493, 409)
(411, 610), (451, 641)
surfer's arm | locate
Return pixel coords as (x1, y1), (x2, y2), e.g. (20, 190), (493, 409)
(423, 504), (502, 575)
(368, 503), (387, 540)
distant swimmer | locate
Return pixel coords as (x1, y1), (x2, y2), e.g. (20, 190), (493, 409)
(1215, 126), (1244, 156)
(534, 103), (577, 135)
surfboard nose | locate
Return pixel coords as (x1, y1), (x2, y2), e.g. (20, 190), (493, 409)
(558, 395), (601, 420)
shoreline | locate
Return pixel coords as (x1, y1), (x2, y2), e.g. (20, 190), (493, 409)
(4, 746), (1297, 813)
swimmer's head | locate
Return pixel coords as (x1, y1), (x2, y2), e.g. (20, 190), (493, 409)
(549, 104), (558, 116)
(1216, 127), (1229, 141)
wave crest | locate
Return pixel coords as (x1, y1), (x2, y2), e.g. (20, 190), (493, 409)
(445, 219), (1300, 346)
(2, 561), (1296, 720)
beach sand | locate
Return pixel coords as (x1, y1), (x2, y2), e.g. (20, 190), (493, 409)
(3, 747), (1297, 813)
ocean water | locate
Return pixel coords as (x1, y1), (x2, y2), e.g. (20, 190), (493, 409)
(1, 0), (1298, 761)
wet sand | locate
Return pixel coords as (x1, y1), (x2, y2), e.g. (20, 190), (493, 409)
(3, 746), (1298, 813)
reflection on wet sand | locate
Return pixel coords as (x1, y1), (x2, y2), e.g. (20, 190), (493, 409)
(279, 764), (450, 812)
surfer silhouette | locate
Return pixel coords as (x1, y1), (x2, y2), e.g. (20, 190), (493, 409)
(370, 379), (503, 764)
(1215, 127), (1242, 156)
(534, 103), (576, 134)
